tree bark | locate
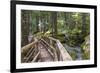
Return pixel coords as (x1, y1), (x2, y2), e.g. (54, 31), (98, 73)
(82, 13), (87, 37)
(51, 12), (57, 36)
(21, 10), (30, 47)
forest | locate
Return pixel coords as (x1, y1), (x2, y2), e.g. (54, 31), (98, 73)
(21, 10), (90, 63)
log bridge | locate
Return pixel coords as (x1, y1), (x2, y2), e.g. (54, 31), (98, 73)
(21, 37), (72, 63)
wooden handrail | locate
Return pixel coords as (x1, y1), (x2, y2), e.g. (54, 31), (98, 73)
(24, 48), (36, 62)
(39, 40), (54, 58)
(31, 51), (40, 62)
(40, 38), (58, 61)
(56, 40), (72, 60)
(47, 37), (72, 61)
(21, 40), (38, 54)
(21, 36), (72, 62)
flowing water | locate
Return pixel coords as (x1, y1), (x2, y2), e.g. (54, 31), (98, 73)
(63, 44), (82, 60)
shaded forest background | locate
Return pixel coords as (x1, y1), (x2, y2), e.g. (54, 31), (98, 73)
(21, 10), (90, 60)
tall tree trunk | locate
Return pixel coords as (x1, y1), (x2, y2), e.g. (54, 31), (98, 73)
(28, 11), (33, 43)
(21, 10), (30, 47)
(81, 13), (87, 37)
(51, 12), (57, 36)
(64, 12), (71, 29)
(64, 12), (67, 26)
(36, 15), (39, 32)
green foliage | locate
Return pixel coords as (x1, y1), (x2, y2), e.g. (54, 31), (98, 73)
(21, 10), (90, 60)
(82, 51), (90, 59)
(70, 51), (77, 60)
(34, 30), (52, 39)
(66, 28), (83, 47)
(81, 35), (90, 59)
(55, 34), (65, 43)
